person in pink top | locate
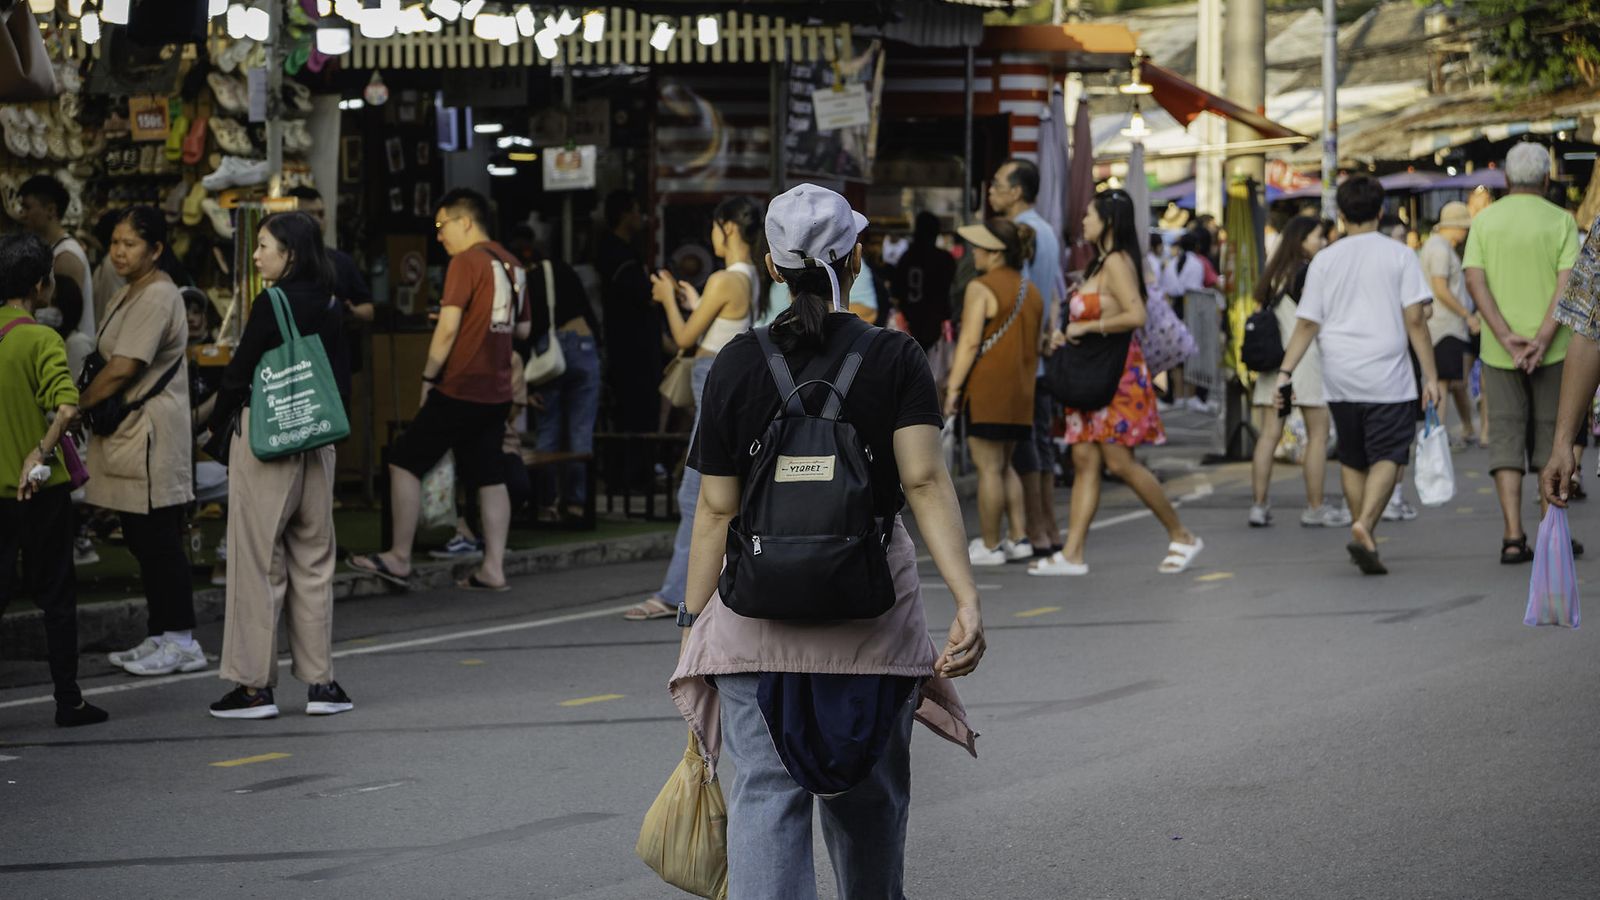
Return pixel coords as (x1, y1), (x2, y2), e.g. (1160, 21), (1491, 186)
(669, 184), (984, 899)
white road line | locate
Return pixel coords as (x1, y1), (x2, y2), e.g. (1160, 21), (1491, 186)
(0, 754), (18, 762)
(0, 602), (641, 712)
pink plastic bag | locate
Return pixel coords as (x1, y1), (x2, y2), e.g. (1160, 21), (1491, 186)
(1525, 507), (1580, 628)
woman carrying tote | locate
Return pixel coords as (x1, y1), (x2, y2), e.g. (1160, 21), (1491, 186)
(202, 212), (351, 720)
(624, 196), (766, 621)
(84, 207), (206, 677)
(1248, 215), (1345, 528)
(1031, 189), (1203, 577)
(669, 184), (983, 898)
(943, 219), (1043, 566)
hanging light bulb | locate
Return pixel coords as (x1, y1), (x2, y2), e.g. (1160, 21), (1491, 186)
(101, 0), (131, 25)
(80, 11), (101, 43)
(471, 12), (501, 40)
(28, 1), (54, 14)
(581, 10), (604, 43)
(207, 0), (227, 17)
(696, 15), (717, 46)
(1120, 102), (1151, 140)
(515, 6), (536, 37)
(316, 26), (352, 54)
(535, 28), (558, 59)
(1121, 60), (1153, 95)
(244, 5), (271, 41)
(398, 4), (430, 33)
(424, 15), (442, 32)
(335, 0), (363, 19)
(498, 19), (518, 45)
(68, 0), (85, 18)
(648, 20), (674, 51)
(316, 0), (332, 16)
(429, 0), (460, 21)
(461, 0), (485, 19)
(554, 9), (578, 36)
(225, 4), (248, 39)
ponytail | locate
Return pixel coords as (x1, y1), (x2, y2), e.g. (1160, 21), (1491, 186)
(713, 194), (772, 321)
(771, 257), (852, 352)
(984, 217), (1036, 271)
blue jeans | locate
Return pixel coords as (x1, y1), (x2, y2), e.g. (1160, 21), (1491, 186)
(658, 356), (715, 606)
(717, 673), (914, 900)
(533, 331), (601, 507)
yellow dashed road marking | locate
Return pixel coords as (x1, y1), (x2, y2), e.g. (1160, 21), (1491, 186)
(1195, 572), (1233, 583)
(1456, 507), (1474, 514)
(560, 694), (624, 708)
(460, 659), (485, 666)
(1014, 606), (1061, 618)
(210, 752), (291, 768)
(1477, 487), (1493, 495)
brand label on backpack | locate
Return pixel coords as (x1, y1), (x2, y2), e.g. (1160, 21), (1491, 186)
(774, 455), (835, 483)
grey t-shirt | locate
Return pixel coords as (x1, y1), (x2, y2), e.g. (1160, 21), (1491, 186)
(1420, 234), (1469, 344)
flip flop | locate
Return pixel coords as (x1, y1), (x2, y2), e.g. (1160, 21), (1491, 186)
(457, 575), (509, 593)
(624, 596), (677, 620)
(1346, 541), (1388, 576)
(347, 553), (410, 588)
(1158, 537), (1204, 574)
(1028, 552), (1088, 576)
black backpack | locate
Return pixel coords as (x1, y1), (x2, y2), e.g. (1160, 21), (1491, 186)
(1241, 302), (1285, 373)
(718, 319), (896, 621)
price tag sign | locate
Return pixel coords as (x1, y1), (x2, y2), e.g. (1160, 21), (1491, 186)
(542, 145), (597, 191)
(129, 95), (168, 142)
(812, 83), (871, 132)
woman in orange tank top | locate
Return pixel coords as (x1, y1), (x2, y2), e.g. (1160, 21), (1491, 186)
(944, 219), (1044, 566)
(1029, 190), (1203, 578)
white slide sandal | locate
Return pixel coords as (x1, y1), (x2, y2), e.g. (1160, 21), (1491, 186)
(1158, 537), (1204, 574)
(1028, 552), (1089, 577)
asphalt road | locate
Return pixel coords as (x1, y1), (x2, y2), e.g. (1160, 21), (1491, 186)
(2, 438), (1598, 899)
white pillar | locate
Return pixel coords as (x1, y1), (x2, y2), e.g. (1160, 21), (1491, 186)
(1194, 0), (1224, 219)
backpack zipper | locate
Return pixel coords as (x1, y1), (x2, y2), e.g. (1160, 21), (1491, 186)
(752, 535), (762, 556)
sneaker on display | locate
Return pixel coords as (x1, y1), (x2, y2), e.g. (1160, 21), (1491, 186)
(201, 156), (270, 191)
(108, 636), (160, 667)
(306, 682), (354, 716)
(428, 534), (485, 560)
(1000, 538), (1034, 562)
(209, 685), (279, 719)
(123, 639), (208, 676)
(1248, 504), (1272, 527)
(967, 538), (1007, 567)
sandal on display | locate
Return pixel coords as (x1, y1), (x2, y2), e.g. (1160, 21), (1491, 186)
(1158, 537), (1204, 574)
(216, 38), (258, 74)
(207, 72), (249, 114)
(201, 198), (234, 238)
(166, 108), (189, 162)
(182, 180), (206, 226)
(182, 115), (209, 164)
(1028, 552), (1088, 577)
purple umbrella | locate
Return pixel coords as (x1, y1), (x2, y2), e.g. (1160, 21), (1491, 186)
(1422, 169), (1507, 192)
(1067, 95), (1095, 272)
(1379, 171), (1446, 191)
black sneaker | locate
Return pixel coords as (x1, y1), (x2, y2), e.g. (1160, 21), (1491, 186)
(55, 701), (109, 728)
(209, 685), (279, 719)
(306, 681), (353, 716)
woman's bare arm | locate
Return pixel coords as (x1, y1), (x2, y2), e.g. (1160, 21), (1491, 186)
(895, 423), (985, 676)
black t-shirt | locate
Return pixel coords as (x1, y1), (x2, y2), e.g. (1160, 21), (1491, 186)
(528, 256), (594, 341)
(689, 314), (943, 516)
(890, 243), (955, 349)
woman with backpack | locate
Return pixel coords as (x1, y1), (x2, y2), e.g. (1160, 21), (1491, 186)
(1247, 215), (1346, 529)
(624, 195), (767, 621)
(668, 184), (983, 898)
(1030, 189), (1203, 577)
(201, 212), (352, 720)
(943, 219), (1044, 566)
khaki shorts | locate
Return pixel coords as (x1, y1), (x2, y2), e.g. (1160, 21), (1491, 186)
(1482, 363), (1563, 473)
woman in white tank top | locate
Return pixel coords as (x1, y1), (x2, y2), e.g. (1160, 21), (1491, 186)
(626, 196), (768, 621)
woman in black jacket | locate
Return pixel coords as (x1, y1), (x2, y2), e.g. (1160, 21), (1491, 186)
(203, 211), (352, 720)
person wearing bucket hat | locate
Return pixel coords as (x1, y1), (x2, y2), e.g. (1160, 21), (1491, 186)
(1422, 201), (1479, 448)
(944, 218), (1044, 567)
(668, 183), (982, 899)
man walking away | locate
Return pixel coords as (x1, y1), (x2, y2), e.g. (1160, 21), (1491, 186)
(1276, 175), (1440, 575)
(349, 189), (531, 591)
(988, 158), (1065, 557)
(890, 211), (955, 353)
(1464, 143), (1581, 564)
(1422, 202), (1478, 446)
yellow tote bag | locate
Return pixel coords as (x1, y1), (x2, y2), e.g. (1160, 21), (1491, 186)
(636, 732), (728, 900)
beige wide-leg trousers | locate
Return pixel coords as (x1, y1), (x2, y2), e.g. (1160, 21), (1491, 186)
(220, 416), (338, 689)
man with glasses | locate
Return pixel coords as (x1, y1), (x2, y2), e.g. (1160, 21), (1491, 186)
(349, 189), (531, 592)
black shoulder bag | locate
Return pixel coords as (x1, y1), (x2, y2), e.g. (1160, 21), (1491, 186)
(78, 294), (184, 437)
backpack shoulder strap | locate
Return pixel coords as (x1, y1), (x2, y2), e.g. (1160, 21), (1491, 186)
(754, 326), (803, 417)
(821, 324), (881, 421)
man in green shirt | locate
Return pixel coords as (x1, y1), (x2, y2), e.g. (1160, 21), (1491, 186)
(0, 234), (108, 727)
(1464, 143), (1580, 563)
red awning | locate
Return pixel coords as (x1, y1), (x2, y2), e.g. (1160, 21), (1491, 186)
(1143, 61), (1305, 141)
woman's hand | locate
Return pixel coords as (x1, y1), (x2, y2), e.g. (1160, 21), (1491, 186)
(935, 605), (985, 678)
(650, 270), (678, 306)
(1064, 321), (1092, 344)
(1047, 329), (1068, 351)
(677, 281), (702, 312)
(942, 390), (962, 420)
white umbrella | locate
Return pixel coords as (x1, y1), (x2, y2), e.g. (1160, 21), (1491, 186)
(1035, 84), (1070, 264)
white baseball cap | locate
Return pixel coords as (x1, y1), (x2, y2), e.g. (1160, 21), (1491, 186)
(766, 183), (868, 270)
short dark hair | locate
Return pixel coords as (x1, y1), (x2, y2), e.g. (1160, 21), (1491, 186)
(1336, 175), (1385, 225)
(18, 175), (69, 221)
(1378, 213), (1405, 234)
(437, 188), (492, 234)
(0, 233), (53, 301)
(1002, 158), (1040, 203)
(259, 211), (335, 291)
(913, 211), (941, 245)
(285, 186), (323, 204)
(604, 189), (639, 229)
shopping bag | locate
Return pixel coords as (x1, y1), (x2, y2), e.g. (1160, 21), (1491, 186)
(249, 287), (350, 460)
(1274, 409), (1307, 464)
(419, 452), (455, 530)
(1413, 404), (1454, 507)
(1525, 507), (1581, 628)
(636, 732), (728, 900)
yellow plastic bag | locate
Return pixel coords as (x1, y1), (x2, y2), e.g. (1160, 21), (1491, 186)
(636, 732), (728, 900)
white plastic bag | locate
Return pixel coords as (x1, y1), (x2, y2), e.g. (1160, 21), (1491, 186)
(1414, 405), (1454, 507)
(420, 452), (456, 529)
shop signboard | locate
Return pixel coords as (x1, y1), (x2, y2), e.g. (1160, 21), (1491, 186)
(128, 95), (168, 142)
(542, 145), (597, 191)
(812, 83), (871, 132)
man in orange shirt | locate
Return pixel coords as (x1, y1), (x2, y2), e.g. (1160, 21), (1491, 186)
(350, 189), (531, 591)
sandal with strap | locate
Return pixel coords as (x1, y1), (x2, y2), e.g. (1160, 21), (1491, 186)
(1500, 537), (1533, 565)
(624, 596), (677, 621)
(1158, 537), (1204, 574)
(1028, 552), (1088, 577)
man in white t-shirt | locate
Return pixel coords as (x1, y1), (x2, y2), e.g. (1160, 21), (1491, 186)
(1277, 175), (1441, 575)
(17, 175), (94, 344)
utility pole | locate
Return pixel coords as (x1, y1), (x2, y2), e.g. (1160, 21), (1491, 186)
(1194, 0), (1223, 218)
(1224, 0), (1265, 185)
(1321, 0), (1339, 220)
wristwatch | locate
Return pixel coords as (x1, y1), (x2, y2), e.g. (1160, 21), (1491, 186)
(676, 601), (698, 628)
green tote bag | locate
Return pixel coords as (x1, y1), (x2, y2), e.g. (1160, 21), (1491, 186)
(249, 286), (350, 461)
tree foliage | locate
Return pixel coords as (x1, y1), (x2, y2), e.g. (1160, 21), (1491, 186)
(1454, 0), (1600, 92)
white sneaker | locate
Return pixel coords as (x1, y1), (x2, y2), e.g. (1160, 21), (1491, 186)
(122, 640), (208, 676)
(1001, 538), (1035, 562)
(201, 156), (269, 191)
(1382, 496), (1419, 522)
(968, 538), (1007, 567)
(1248, 504), (1272, 527)
(108, 637), (160, 667)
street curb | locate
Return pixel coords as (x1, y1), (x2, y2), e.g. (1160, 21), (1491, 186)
(0, 528), (677, 661)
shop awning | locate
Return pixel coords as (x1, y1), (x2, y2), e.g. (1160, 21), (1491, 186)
(977, 23), (1138, 71)
(1409, 117), (1581, 160)
(1142, 61), (1306, 142)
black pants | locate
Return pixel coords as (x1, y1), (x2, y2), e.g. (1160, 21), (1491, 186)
(465, 452), (532, 539)
(120, 504), (196, 634)
(0, 486), (81, 706)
